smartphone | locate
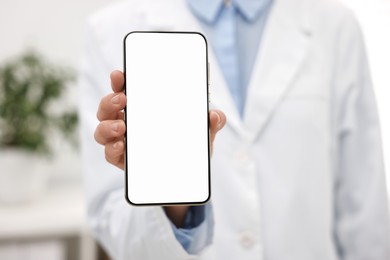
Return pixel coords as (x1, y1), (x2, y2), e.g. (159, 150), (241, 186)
(123, 31), (210, 206)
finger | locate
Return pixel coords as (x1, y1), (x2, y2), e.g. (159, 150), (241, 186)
(116, 110), (125, 120)
(110, 70), (125, 93)
(94, 120), (126, 145)
(209, 110), (226, 145)
(97, 92), (127, 121)
(105, 140), (125, 169)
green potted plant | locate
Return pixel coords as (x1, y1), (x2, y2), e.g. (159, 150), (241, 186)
(0, 51), (78, 203)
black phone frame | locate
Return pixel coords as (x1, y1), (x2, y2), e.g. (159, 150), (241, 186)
(123, 31), (211, 206)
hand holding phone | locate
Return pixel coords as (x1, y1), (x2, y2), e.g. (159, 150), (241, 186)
(94, 72), (225, 172)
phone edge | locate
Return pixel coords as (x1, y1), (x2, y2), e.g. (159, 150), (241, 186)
(123, 31), (211, 207)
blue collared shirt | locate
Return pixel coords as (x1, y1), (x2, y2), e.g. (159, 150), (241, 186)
(188, 0), (272, 117)
(170, 0), (273, 254)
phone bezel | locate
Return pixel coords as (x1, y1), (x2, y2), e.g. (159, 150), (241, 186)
(123, 31), (211, 206)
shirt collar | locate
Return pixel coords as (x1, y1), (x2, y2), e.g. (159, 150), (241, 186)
(187, 0), (272, 24)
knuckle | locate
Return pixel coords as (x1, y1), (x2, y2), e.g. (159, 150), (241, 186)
(94, 127), (102, 144)
(105, 143), (121, 165)
(96, 98), (106, 121)
(97, 95), (113, 121)
(105, 154), (113, 164)
(94, 122), (110, 145)
(104, 145), (113, 163)
(94, 129), (99, 143)
(96, 110), (102, 121)
(118, 121), (126, 133)
(101, 95), (108, 105)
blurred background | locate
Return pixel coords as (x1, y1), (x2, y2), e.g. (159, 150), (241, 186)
(0, 0), (389, 259)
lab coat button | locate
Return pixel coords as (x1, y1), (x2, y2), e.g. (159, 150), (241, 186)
(239, 232), (255, 249)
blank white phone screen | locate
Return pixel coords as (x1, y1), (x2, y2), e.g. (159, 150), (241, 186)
(124, 32), (210, 205)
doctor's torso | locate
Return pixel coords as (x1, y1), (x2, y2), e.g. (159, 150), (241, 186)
(84, 0), (388, 259)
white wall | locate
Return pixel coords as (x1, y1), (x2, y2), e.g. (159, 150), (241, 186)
(0, 0), (119, 66)
(0, 0), (119, 183)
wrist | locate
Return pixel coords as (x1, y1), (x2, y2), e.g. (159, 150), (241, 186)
(163, 206), (190, 228)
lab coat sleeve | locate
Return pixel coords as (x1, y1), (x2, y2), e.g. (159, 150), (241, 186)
(171, 204), (214, 254)
(333, 11), (390, 259)
(79, 22), (213, 260)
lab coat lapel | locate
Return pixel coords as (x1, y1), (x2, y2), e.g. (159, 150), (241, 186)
(145, 0), (244, 135)
(243, 0), (312, 142)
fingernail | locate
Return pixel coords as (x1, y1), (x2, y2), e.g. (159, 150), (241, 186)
(213, 112), (221, 124)
(111, 123), (119, 132)
(111, 95), (120, 104)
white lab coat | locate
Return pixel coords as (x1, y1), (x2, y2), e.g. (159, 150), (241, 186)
(79, 0), (390, 259)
